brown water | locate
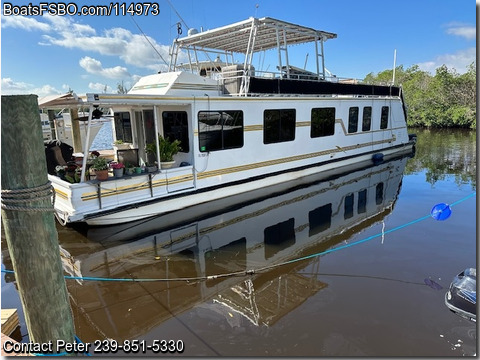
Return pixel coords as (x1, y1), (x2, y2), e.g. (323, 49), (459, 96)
(2, 129), (476, 356)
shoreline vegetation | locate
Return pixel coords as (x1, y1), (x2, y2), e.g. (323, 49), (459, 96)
(364, 62), (476, 129)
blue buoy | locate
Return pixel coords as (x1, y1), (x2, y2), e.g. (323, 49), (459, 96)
(431, 203), (452, 221)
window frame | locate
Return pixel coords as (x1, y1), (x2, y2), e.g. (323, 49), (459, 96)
(263, 109), (296, 144)
(348, 107), (359, 133)
(362, 106), (372, 132)
(198, 110), (244, 152)
(380, 106), (389, 129)
(311, 107), (335, 138)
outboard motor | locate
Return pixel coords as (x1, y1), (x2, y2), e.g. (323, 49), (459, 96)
(445, 268), (476, 322)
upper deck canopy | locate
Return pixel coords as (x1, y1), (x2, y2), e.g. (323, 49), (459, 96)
(173, 17), (337, 54)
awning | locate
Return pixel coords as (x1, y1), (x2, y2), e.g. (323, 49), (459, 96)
(37, 93), (84, 108)
(174, 17), (337, 54)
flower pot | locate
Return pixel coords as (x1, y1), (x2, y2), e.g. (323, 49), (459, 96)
(95, 169), (109, 181)
(147, 165), (157, 173)
(135, 167), (142, 174)
(160, 161), (175, 169)
(125, 167), (134, 175)
(113, 168), (124, 178)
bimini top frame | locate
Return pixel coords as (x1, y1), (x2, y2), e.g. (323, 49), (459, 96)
(169, 17), (337, 94)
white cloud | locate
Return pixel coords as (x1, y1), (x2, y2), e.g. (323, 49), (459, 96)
(1, 77), (62, 95)
(37, 17), (169, 71)
(4, 14), (171, 79)
(79, 56), (130, 79)
(1, 16), (51, 31)
(445, 24), (476, 40)
(88, 82), (113, 93)
(417, 47), (475, 74)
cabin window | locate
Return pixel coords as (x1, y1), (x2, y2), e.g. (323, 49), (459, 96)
(162, 111), (189, 153)
(264, 218), (296, 260)
(348, 107), (359, 133)
(198, 110), (244, 152)
(114, 112), (133, 143)
(263, 109), (296, 144)
(311, 107), (335, 138)
(362, 106), (372, 131)
(344, 193), (354, 219)
(309, 203), (332, 236)
(380, 106), (389, 129)
(358, 189), (367, 214)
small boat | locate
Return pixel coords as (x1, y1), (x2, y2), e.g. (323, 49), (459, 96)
(38, 94), (110, 152)
(42, 17), (416, 226)
(445, 268), (476, 322)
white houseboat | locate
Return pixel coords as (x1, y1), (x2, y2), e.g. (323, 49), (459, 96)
(46, 17), (415, 226)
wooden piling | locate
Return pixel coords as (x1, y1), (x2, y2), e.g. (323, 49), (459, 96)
(70, 107), (83, 152)
(1, 95), (75, 354)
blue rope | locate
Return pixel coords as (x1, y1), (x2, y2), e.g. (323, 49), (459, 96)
(2, 192), (475, 283)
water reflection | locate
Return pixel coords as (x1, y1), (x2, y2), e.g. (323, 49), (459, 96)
(53, 156), (408, 344)
(405, 129), (476, 188)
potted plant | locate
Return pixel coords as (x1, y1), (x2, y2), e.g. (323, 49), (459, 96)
(91, 156), (109, 181)
(145, 163), (157, 173)
(125, 162), (135, 175)
(110, 162), (125, 178)
(146, 135), (181, 169)
(55, 165), (67, 180)
(113, 139), (131, 150)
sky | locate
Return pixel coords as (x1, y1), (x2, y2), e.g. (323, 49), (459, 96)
(0, 0), (476, 96)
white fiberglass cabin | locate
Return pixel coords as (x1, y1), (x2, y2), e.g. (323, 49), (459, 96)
(47, 17), (415, 226)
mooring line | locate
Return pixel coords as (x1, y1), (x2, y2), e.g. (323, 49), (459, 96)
(2, 192), (476, 283)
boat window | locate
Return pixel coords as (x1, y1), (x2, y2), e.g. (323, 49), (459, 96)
(344, 193), (354, 219)
(376, 183), (384, 204)
(264, 218), (296, 260)
(309, 203), (332, 236)
(263, 109), (296, 144)
(358, 189), (367, 213)
(162, 111), (189, 153)
(348, 107), (359, 133)
(198, 110), (244, 152)
(311, 107), (335, 138)
(380, 106), (389, 129)
(114, 112), (133, 143)
(362, 106), (372, 131)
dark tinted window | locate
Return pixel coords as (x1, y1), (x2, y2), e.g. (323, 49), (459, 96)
(264, 109), (296, 144)
(380, 106), (389, 129)
(162, 111), (189, 152)
(348, 107), (359, 133)
(311, 107), (335, 137)
(198, 110), (243, 152)
(362, 106), (372, 131)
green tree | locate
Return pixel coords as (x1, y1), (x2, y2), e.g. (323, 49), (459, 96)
(363, 62), (476, 129)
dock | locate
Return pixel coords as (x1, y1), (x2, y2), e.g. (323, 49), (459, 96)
(1, 309), (19, 337)
(1, 309), (31, 356)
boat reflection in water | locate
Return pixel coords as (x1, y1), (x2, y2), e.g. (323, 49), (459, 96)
(62, 156), (408, 345)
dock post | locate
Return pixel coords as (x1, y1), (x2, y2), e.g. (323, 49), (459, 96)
(1, 95), (75, 354)
(70, 107), (83, 153)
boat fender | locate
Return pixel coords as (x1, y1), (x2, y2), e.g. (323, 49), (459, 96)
(372, 153), (384, 164)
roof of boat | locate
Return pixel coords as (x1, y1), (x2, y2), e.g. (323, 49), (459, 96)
(174, 17), (337, 54)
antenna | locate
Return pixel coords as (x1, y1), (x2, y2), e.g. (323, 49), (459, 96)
(130, 16), (169, 66)
(392, 49), (397, 85)
(254, 4), (259, 17)
(166, 0), (189, 29)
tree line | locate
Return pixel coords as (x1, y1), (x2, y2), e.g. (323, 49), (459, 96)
(364, 63), (476, 129)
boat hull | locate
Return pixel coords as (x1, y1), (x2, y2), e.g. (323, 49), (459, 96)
(71, 142), (413, 226)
